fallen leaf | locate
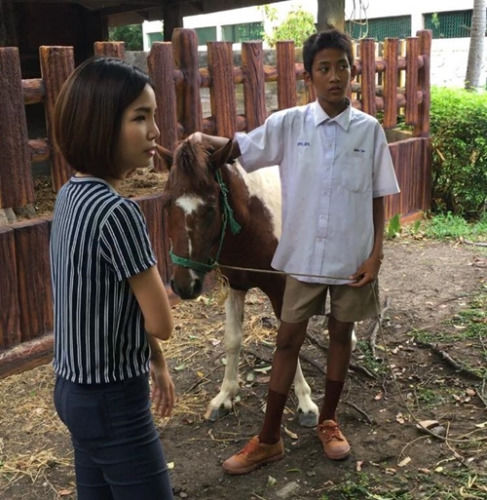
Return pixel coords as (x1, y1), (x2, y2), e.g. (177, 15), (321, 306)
(167, 461), (175, 470)
(356, 460), (364, 472)
(434, 466), (443, 473)
(475, 421), (487, 429)
(398, 456), (411, 467)
(174, 363), (186, 371)
(267, 475), (277, 487)
(466, 388), (476, 397)
(385, 468), (397, 475)
(417, 419), (440, 431)
(396, 413), (405, 424)
(374, 392), (383, 401)
(418, 468), (431, 474)
(58, 490), (74, 497)
(196, 371), (204, 378)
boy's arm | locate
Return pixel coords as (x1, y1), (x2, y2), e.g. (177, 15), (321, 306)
(348, 197), (384, 288)
(189, 132), (241, 159)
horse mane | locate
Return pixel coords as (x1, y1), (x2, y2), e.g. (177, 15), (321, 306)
(170, 139), (215, 193)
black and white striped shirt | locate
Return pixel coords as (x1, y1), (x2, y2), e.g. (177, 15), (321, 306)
(50, 177), (156, 384)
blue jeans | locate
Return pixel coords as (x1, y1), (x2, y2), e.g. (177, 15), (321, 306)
(54, 374), (173, 500)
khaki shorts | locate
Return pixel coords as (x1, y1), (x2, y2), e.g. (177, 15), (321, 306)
(280, 275), (380, 324)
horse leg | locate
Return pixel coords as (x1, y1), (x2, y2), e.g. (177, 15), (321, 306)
(293, 359), (319, 427)
(204, 288), (246, 421)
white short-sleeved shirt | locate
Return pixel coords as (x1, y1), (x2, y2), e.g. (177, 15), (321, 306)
(235, 101), (400, 284)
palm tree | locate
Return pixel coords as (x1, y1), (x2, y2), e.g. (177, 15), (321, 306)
(465, 0), (486, 89)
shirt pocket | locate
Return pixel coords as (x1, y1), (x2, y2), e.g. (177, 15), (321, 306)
(338, 152), (372, 193)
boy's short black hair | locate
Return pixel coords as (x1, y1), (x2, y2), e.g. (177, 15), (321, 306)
(54, 56), (152, 179)
(303, 29), (354, 74)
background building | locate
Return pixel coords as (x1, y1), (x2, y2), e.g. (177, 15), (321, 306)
(142, 0), (485, 87)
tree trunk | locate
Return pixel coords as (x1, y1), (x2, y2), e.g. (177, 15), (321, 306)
(465, 0), (486, 89)
(317, 0), (345, 32)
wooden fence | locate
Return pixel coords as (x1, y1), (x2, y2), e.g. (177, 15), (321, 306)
(0, 29), (432, 377)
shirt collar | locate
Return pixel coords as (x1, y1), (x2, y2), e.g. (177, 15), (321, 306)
(312, 99), (353, 131)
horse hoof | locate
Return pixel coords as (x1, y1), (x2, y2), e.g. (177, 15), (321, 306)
(298, 411), (318, 428)
(205, 405), (230, 422)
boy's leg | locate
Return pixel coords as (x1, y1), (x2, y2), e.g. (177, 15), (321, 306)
(259, 319), (308, 444)
(320, 315), (354, 422)
(317, 315), (354, 460)
(222, 320), (307, 475)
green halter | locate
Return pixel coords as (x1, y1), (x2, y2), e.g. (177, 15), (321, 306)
(169, 169), (242, 274)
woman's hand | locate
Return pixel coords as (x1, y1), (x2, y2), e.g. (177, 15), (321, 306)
(150, 358), (176, 418)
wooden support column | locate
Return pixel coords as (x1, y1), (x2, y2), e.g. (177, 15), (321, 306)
(39, 46), (75, 191)
(172, 29), (202, 136)
(208, 42), (237, 137)
(94, 41), (125, 59)
(383, 38), (398, 129)
(241, 41), (266, 131)
(0, 47), (35, 209)
(405, 37), (419, 126)
(0, 227), (21, 350)
(276, 41), (296, 110)
(360, 38), (376, 117)
(414, 30), (432, 137)
(11, 219), (53, 342)
(148, 42), (178, 159)
(136, 194), (171, 284)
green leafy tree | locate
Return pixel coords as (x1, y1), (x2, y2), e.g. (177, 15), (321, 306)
(108, 24), (143, 50)
(261, 5), (316, 48)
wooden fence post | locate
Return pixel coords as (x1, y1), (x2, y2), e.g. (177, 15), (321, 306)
(94, 41), (125, 58)
(172, 29), (202, 136)
(383, 38), (398, 129)
(11, 219), (52, 342)
(360, 38), (376, 116)
(39, 46), (75, 191)
(276, 41), (296, 110)
(414, 30), (432, 137)
(148, 42), (178, 163)
(0, 48), (35, 210)
(0, 227), (21, 349)
(136, 194), (171, 284)
(241, 41), (266, 131)
(405, 37), (419, 126)
(208, 42), (237, 137)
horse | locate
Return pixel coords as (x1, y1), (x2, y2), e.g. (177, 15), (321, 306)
(159, 137), (354, 427)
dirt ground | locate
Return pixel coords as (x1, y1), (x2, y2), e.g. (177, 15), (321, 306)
(1, 173), (487, 499)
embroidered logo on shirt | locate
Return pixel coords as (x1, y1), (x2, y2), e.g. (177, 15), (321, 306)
(297, 141), (311, 147)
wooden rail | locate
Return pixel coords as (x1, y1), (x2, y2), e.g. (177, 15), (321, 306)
(0, 29), (432, 376)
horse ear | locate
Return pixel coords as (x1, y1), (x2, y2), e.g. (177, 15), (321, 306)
(209, 139), (234, 170)
(156, 144), (174, 170)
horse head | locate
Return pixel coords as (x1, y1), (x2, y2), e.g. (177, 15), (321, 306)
(159, 138), (234, 299)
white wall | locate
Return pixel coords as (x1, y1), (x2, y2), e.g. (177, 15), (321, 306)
(143, 0), (484, 87)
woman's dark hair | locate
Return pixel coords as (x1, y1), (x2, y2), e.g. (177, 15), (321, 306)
(54, 56), (152, 179)
(303, 29), (354, 75)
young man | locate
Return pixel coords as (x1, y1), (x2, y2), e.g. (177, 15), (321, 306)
(193, 29), (399, 474)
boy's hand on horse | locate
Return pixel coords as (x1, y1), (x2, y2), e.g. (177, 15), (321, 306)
(150, 358), (176, 418)
(348, 254), (382, 287)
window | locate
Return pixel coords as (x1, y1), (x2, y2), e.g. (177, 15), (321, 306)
(424, 11), (472, 38)
(147, 32), (163, 47)
(221, 22), (264, 43)
(195, 26), (217, 45)
(346, 15), (411, 41)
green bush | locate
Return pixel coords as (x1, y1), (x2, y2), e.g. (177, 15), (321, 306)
(430, 87), (487, 219)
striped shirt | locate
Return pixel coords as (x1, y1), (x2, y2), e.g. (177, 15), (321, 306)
(50, 177), (156, 384)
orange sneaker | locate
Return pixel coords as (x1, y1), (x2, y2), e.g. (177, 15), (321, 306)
(222, 436), (284, 475)
(317, 419), (351, 460)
